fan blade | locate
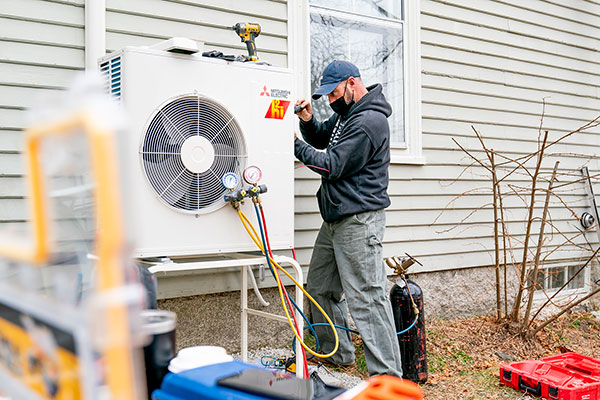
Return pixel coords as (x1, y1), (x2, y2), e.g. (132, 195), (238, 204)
(144, 154), (193, 205)
(211, 143), (238, 176)
(160, 112), (185, 145)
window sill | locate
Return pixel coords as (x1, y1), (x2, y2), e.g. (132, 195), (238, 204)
(390, 152), (426, 165)
(390, 156), (426, 165)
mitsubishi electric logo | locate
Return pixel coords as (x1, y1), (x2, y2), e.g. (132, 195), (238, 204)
(259, 86), (291, 99)
(261, 85), (291, 119)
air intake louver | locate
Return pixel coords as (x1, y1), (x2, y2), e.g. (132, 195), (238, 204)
(140, 94), (247, 214)
(100, 56), (122, 101)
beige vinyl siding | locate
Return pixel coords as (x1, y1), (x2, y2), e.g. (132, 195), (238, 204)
(0, 0), (288, 240)
(415, 0), (600, 271)
(0, 0), (85, 226)
(105, 0), (288, 67)
(293, 0), (600, 273)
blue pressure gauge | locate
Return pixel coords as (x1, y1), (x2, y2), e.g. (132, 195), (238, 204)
(222, 172), (240, 189)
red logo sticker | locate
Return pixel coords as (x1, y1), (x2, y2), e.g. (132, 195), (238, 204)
(265, 100), (290, 119)
(260, 86), (270, 96)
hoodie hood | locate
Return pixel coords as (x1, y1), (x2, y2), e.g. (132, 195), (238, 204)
(345, 83), (392, 120)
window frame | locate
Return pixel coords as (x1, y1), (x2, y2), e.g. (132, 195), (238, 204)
(288, 0), (424, 165)
(530, 262), (591, 301)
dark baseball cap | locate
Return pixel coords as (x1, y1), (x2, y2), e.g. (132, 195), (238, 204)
(312, 60), (360, 100)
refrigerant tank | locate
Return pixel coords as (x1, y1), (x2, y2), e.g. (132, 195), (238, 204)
(390, 276), (428, 384)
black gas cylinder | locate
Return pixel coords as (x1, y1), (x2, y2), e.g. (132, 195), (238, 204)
(390, 276), (428, 384)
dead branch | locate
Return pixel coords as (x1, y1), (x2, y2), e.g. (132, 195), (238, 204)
(452, 137), (492, 173)
(551, 172), (600, 190)
(493, 115), (600, 169)
(511, 130), (549, 322)
(540, 224), (593, 258)
(506, 184), (530, 207)
(434, 203), (494, 234)
(440, 160), (479, 187)
(491, 151), (502, 319)
(523, 161), (559, 329)
(528, 246), (600, 329)
(530, 285), (600, 337)
(431, 187), (492, 226)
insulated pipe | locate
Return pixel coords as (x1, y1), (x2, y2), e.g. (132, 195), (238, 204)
(85, 0), (106, 71)
(247, 267), (270, 307)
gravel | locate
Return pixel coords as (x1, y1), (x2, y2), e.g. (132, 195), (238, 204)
(234, 347), (365, 389)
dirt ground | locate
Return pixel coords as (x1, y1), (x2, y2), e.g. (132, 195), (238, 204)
(323, 312), (600, 399)
(422, 312), (600, 399)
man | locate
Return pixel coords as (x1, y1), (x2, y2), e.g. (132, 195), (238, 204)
(294, 60), (402, 377)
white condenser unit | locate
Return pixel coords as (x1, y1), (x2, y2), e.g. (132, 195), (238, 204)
(99, 42), (295, 258)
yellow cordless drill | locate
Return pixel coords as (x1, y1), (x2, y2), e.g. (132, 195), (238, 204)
(232, 22), (261, 61)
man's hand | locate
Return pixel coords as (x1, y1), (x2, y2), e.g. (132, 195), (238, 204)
(294, 99), (313, 122)
(294, 131), (297, 140)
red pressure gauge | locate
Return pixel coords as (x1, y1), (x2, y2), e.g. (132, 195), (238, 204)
(243, 166), (262, 185)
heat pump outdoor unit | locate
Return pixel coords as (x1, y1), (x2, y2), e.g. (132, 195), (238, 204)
(99, 42), (295, 258)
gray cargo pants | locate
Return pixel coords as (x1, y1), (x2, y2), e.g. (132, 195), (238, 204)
(307, 209), (403, 377)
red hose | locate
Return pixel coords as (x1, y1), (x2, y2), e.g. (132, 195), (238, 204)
(259, 205), (309, 379)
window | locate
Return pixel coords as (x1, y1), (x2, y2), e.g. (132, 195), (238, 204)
(530, 264), (588, 293)
(305, 0), (423, 163)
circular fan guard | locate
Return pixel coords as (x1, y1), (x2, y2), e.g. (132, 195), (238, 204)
(140, 94), (247, 214)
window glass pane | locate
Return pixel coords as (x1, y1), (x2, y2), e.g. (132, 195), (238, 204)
(568, 265), (585, 290)
(528, 269), (545, 290)
(310, 13), (405, 144)
(310, 0), (402, 20)
(548, 267), (565, 289)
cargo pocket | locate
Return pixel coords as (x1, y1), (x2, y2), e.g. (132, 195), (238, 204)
(368, 234), (382, 247)
(367, 228), (384, 283)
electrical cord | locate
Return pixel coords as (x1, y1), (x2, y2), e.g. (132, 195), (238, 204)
(237, 209), (340, 359)
(294, 164), (330, 173)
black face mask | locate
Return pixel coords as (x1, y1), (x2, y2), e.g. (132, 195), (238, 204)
(329, 81), (355, 116)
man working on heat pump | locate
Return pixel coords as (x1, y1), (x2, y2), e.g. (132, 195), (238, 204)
(293, 60), (402, 377)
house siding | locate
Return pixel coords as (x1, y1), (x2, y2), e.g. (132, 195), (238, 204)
(0, 0), (287, 230)
(415, 0), (600, 271)
(105, 0), (288, 66)
(294, 0), (600, 275)
(0, 0), (85, 225)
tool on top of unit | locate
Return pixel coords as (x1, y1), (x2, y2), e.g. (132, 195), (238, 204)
(232, 22), (261, 61)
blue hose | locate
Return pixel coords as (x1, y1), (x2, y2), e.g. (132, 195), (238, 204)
(253, 203), (320, 360)
(252, 203), (418, 359)
(254, 204), (275, 276)
(291, 317), (419, 356)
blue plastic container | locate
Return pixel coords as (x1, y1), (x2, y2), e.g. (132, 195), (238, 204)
(151, 361), (272, 400)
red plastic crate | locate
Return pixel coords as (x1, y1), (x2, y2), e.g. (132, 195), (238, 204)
(542, 353), (600, 380)
(500, 354), (600, 400)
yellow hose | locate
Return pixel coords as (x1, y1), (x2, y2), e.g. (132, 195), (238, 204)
(237, 209), (339, 359)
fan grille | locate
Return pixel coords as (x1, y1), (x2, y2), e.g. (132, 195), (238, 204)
(140, 94), (247, 214)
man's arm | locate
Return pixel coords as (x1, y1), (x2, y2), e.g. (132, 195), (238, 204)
(294, 123), (374, 179)
(298, 114), (338, 150)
